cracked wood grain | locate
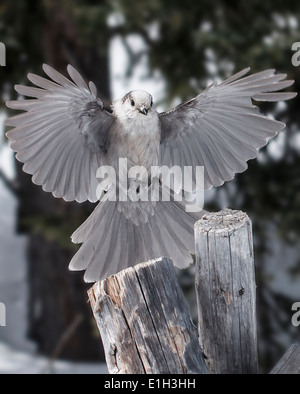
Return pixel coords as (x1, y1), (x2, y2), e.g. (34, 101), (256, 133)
(88, 257), (208, 374)
(194, 209), (258, 374)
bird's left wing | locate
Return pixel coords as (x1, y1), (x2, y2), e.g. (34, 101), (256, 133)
(159, 68), (297, 190)
(5, 64), (115, 202)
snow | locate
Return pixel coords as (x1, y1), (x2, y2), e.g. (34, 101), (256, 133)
(0, 342), (108, 374)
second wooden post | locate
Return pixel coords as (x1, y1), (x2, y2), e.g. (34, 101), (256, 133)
(194, 209), (258, 374)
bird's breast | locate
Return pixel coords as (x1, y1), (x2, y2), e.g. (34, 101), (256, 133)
(108, 115), (161, 171)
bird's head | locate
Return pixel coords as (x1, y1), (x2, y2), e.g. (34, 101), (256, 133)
(113, 90), (154, 120)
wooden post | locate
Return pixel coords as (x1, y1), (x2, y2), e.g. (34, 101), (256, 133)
(194, 209), (258, 374)
(88, 257), (208, 374)
(270, 344), (300, 374)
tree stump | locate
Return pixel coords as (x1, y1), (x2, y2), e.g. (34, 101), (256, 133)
(88, 257), (208, 374)
(194, 209), (258, 374)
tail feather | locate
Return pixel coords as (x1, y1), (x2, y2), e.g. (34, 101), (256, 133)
(69, 199), (205, 282)
(151, 202), (193, 261)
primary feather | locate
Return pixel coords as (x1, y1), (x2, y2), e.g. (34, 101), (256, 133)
(6, 64), (114, 203)
(159, 68), (296, 190)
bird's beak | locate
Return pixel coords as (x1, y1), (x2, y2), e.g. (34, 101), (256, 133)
(139, 106), (148, 115)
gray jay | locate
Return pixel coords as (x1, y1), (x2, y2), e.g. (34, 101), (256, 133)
(5, 64), (296, 282)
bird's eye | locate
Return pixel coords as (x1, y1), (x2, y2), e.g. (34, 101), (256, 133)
(150, 99), (153, 107)
(131, 99), (135, 107)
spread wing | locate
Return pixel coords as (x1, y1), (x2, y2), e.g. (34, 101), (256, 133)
(159, 68), (297, 190)
(5, 64), (115, 202)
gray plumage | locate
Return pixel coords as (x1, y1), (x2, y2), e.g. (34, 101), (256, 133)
(5, 64), (296, 282)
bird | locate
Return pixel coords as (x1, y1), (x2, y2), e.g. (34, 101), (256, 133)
(5, 64), (296, 282)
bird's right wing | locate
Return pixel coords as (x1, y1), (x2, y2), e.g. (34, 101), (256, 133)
(5, 64), (115, 203)
(159, 68), (297, 191)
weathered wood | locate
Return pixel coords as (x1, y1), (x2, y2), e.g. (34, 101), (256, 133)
(88, 257), (208, 374)
(270, 344), (300, 374)
(194, 209), (258, 374)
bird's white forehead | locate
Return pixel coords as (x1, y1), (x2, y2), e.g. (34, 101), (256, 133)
(126, 90), (152, 103)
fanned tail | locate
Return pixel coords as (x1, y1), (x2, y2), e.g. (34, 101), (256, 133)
(69, 199), (205, 282)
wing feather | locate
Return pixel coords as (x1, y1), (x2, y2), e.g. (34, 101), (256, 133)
(6, 64), (115, 202)
(160, 68), (296, 190)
